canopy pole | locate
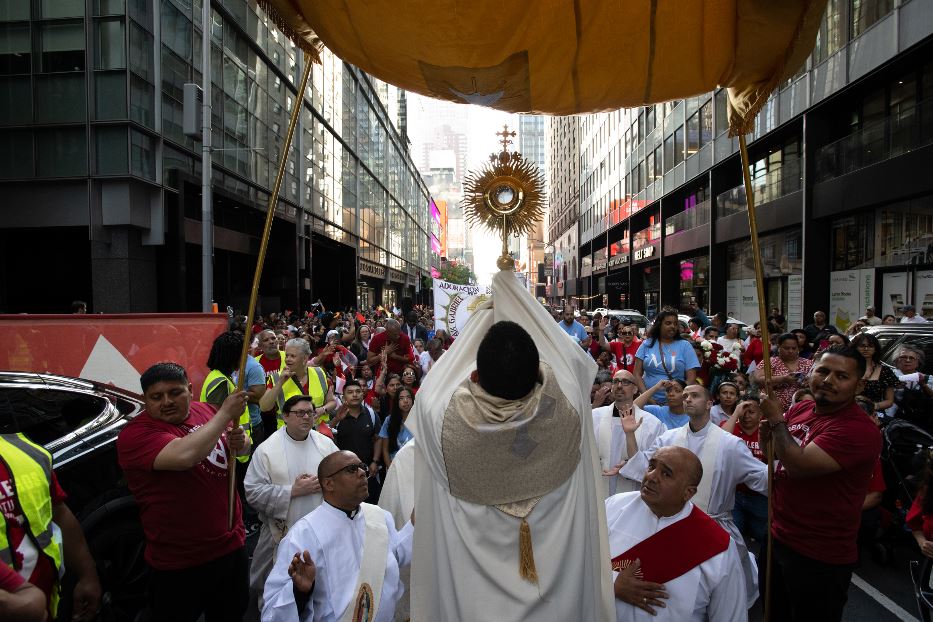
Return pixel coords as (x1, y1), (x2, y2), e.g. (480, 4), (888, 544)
(738, 132), (774, 619)
(229, 52), (314, 530)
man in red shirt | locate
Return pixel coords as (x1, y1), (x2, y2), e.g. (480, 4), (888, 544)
(609, 321), (642, 373)
(117, 362), (251, 621)
(760, 345), (881, 622)
(366, 319), (414, 375)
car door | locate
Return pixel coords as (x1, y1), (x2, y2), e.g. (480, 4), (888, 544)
(0, 383), (109, 448)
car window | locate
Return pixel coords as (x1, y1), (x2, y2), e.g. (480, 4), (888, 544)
(0, 387), (108, 446)
(881, 334), (933, 375)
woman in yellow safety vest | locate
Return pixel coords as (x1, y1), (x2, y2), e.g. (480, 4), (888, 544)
(200, 331), (253, 462)
(258, 337), (337, 437)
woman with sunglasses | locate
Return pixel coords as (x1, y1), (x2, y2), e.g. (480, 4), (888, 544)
(608, 323), (641, 374)
(376, 387), (415, 470)
(400, 363), (421, 396)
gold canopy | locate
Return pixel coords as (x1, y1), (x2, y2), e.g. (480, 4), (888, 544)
(257, 0), (827, 135)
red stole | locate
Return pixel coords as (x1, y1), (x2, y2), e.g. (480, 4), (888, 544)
(611, 505), (730, 584)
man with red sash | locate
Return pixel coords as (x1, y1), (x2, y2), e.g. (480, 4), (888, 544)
(606, 446), (744, 621)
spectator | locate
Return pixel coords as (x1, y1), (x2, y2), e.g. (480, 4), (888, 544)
(377, 387), (415, 469)
(402, 311), (429, 342)
(891, 344), (933, 421)
(907, 453), (933, 560)
(791, 388), (814, 405)
(348, 324), (372, 364)
(720, 398), (767, 547)
(434, 328), (454, 350)
(851, 333), (897, 415)
(759, 346), (881, 622)
(702, 326), (720, 341)
(633, 310), (700, 404)
(862, 306), (882, 326)
(70, 300), (87, 314)
(742, 324), (765, 372)
(882, 314), (897, 325)
(116, 363), (251, 620)
(688, 317), (703, 340)
(420, 337), (444, 377)
(716, 322), (744, 353)
(400, 363), (420, 396)
(754, 333), (813, 412)
(366, 319), (415, 376)
(635, 379), (690, 430)
(413, 338), (426, 358)
(901, 304), (927, 323)
(558, 304), (588, 343)
(732, 372), (750, 397)
(609, 321), (641, 374)
(329, 380), (382, 503)
(0, 565), (47, 622)
(256, 329), (287, 435)
(591, 371), (613, 408)
(709, 381), (739, 426)
(258, 338), (336, 438)
(803, 310), (838, 343)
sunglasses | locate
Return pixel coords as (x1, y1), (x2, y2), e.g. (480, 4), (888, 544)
(620, 332), (635, 336)
(322, 462), (368, 478)
(287, 409), (315, 418)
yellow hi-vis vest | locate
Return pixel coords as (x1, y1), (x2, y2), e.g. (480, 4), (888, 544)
(255, 352), (287, 383)
(200, 369), (253, 463)
(272, 366), (329, 429)
(0, 433), (63, 616)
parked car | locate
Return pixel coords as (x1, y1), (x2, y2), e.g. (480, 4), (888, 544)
(0, 371), (147, 621)
(863, 324), (933, 374)
(605, 309), (650, 335)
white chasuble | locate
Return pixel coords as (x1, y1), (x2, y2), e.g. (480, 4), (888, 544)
(406, 269), (614, 622)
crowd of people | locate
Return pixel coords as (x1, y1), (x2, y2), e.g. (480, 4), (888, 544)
(4, 292), (933, 622)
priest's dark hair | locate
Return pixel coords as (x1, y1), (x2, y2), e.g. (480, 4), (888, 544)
(477, 320), (539, 400)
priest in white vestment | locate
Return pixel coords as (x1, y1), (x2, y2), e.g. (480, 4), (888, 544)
(262, 450), (413, 622)
(407, 269), (614, 622)
(607, 446), (745, 621)
(246, 394), (339, 595)
(593, 370), (666, 498)
(617, 385), (767, 608)
(377, 440), (415, 621)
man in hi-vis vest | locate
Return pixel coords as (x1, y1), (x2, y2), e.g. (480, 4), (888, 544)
(262, 450), (413, 622)
(260, 338), (336, 438)
(0, 433), (101, 620)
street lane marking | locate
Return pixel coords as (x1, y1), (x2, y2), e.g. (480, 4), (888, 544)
(851, 572), (920, 622)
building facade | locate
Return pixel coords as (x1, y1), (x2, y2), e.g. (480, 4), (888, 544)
(0, 0), (437, 314)
(545, 114), (580, 303)
(565, 0), (933, 327)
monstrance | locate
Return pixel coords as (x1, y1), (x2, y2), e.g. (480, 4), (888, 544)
(462, 125), (546, 272)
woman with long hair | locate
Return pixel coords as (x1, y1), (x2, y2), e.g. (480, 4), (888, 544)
(376, 387), (415, 469)
(349, 323), (372, 364)
(851, 333), (897, 414)
(633, 309), (699, 404)
(400, 363), (421, 395)
(753, 333), (812, 411)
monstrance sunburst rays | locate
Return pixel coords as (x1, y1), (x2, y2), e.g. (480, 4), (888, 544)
(461, 125), (546, 271)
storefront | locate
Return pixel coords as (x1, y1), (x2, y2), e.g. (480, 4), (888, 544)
(677, 254), (709, 309)
(725, 228), (802, 327)
(632, 216), (661, 316)
(358, 259), (386, 310)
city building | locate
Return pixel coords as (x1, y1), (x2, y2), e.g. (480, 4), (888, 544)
(0, 0), (437, 314)
(545, 114), (581, 304)
(564, 0), (933, 327)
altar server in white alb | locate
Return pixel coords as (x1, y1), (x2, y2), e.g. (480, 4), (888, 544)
(245, 395), (339, 597)
(592, 369), (666, 498)
(407, 268), (614, 622)
(617, 384), (767, 607)
(607, 446), (745, 621)
(261, 450), (413, 622)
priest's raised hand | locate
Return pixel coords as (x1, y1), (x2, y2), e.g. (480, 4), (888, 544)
(288, 550), (316, 595)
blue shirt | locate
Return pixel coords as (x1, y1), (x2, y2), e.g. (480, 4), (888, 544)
(378, 418), (414, 459)
(558, 320), (588, 343)
(234, 356), (266, 427)
(636, 338), (700, 403)
(643, 405), (690, 430)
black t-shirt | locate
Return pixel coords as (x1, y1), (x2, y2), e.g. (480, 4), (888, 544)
(332, 406), (381, 465)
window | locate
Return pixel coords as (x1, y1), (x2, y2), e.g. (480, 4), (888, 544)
(0, 128), (32, 178)
(41, 0), (85, 18)
(686, 111), (700, 156)
(0, 388), (108, 446)
(36, 74), (86, 122)
(131, 129), (155, 179)
(0, 75), (29, 123)
(663, 133), (674, 173)
(36, 127), (87, 177)
(95, 71), (127, 119)
(699, 100), (713, 148)
(130, 74), (154, 127)
(95, 0), (126, 15)
(0, 0), (30, 20)
(39, 22), (86, 72)
(0, 24), (30, 75)
(96, 126), (127, 174)
(850, 0), (894, 39)
(96, 18), (126, 69)
(813, 0), (843, 64)
(673, 126), (684, 165)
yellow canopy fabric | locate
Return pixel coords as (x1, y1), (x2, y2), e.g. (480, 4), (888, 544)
(258, 0), (827, 135)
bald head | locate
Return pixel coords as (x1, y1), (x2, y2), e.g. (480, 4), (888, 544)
(641, 446), (703, 517)
(657, 446), (703, 488)
(611, 369), (637, 402)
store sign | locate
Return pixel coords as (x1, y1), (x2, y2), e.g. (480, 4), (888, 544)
(390, 269), (406, 283)
(634, 245), (656, 261)
(609, 254), (629, 267)
(829, 270), (874, 332)
(544, 253), (553, 277)
(594, 257), (608, 272)
(359, 260), (386, 279)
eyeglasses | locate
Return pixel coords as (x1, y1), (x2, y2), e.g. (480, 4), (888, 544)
(620, 332), (635, 336)
(402, 371), (416, 376)
(322, 462), (368, 478)
(287, 409), (315, 418)
(612, 379), (636, 386)
(899, 355), (919, 361)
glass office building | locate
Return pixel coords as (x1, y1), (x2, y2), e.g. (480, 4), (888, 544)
(567, 1), (933, 326)
(0, 0), (437, 313)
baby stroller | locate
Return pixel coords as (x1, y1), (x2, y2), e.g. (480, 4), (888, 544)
(881, 419), (933, 526)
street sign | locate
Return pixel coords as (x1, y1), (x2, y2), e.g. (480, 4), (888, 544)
(544, 252), (553, 277)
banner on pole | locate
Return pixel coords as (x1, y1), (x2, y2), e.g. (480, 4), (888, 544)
(434, 279), (492, 337)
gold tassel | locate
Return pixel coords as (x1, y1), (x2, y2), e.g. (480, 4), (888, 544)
(518, 518), (538, 584)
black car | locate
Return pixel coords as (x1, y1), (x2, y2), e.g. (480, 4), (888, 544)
(0, 371), (147, 621)
(863, 324), (933, 374)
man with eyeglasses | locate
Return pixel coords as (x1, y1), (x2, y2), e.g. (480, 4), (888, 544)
(245, 395), (339, 603)
(593, 370), (665, 498)
(262, 450), (413, 622)
(609, 321), (642, 374)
